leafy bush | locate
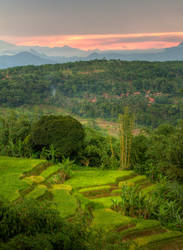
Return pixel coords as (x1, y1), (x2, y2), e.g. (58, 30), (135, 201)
(112, 184), (151, 219)
(79, 127), (119, 168)
(112, 182), (183, 232)
(59, 158), (73, 182)
(47, 158), (73, 185)
(149, 182), (183, 231)
(31, 115), (85, 159)
(0, 199), (63, 241)
(0, 199), (132, 249)
(0, 199), (90, 249)
(130, 122), (183, 182)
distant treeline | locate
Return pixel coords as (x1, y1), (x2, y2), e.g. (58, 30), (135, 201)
(0, 60), (183, 126)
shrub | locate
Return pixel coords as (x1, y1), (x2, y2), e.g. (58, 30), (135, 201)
(48, 159), (73, 184)
(0, 199), (93, 249)
(112, 182), (183, 232)
(112, 184), (151, 219)
(0, 199), (62, 241)
(30, 115), (85, 159)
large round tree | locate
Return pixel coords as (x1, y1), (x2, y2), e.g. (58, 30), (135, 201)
(31, 115), (85, 158)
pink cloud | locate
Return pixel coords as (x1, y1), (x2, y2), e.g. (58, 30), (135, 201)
(1, 32), (183, 50)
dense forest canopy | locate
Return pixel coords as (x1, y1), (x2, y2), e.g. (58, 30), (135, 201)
(0, 60), (183, 126)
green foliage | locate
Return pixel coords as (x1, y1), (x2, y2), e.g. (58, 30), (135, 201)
(0, 233), (53, 250)
(1, 154), (183, 248)
(40, 164), (61, 179)
(119, 107), (134, 169)
(91, 196), (123, 209)
(79, 185), (111, 193)
(131, 135), (149, 168)
(65, 169), (134, 188)
(149, 182), (183, 231)
(92, 208), (134, 231)
(26, 185), (47, 199)
(51, 189), (78, 218)
(130, 122), (183, 182)
(0, 199), (63, 241)
(0, 199), (104, 250)
(112, 184), (151, 219)
(0, 157), (45, 201)
(118, 175), (147, 187)
(40, 144), (56, 163)
(31, 115), (85, 158)
(79, 127), (119, 168)
(119, 219), (161, 239)
(0, 111), (33, 157)
(0, 110), (120, 168)
(0, 60), (183, 126)
(113, 182), (183, 232)
(58, 158), (73, 182)
(134, 231), (183, 249)
(47, 159), (74, 184)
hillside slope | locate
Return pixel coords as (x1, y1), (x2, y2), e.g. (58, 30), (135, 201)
(0, 60), (183, 126)
(1, 156), (183, 249)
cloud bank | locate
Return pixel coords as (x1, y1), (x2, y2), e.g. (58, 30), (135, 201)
(1, 32), (183, 50)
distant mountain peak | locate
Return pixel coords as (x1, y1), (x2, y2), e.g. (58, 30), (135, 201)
(0, 40), (17, 49)
(62, 45), (72, 49)
(0, 40), (14, 46)
(178, 41), (183, 47)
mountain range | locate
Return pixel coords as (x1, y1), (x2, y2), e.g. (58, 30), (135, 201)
(0, 40), (183, 68)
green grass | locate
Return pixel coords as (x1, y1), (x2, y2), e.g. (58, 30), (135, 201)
(26, 184), (47, 199)
(146, 237), (183, 250)
(51, 189), (78, 218)
(74, 192), (97, 210)
(1, 156), (183, 248)
(91, 196), (122, 208)
(65, 170), (134, 189)
(79, 185), (111, 193)
(133, 231), (183, 249)
(113, 182), (156, 195)
(111, 188), (122, 194)
(119, 219), (162, 238)
(0, 157), (44, 201)
(51, 184), (72, 191)
(130, 220), (161, 230)
(141, 184), (157, 194)
(23, 175), (45, 185)
(118, 175), (147, 187)
(40, 165), (61, 179)
(92, 208), (135, 231)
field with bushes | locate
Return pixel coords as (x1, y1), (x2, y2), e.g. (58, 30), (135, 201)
(1, 156), (183, 249)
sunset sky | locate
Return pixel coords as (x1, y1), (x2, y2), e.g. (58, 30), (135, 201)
(1, 0), (183, 50)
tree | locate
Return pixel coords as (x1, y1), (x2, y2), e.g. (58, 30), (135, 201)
(119, 108), (134, 169)
(30, 115), (85, 158)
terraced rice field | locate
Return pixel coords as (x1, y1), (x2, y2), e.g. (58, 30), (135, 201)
(1, 156), (183, 249)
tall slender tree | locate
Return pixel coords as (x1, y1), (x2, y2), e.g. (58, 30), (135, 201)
(119, 108), (134, 169)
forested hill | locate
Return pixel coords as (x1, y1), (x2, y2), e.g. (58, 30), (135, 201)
(0, 60), (183, 126)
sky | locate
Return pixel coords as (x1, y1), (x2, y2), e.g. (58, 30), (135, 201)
(0, 0), (183, 50)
